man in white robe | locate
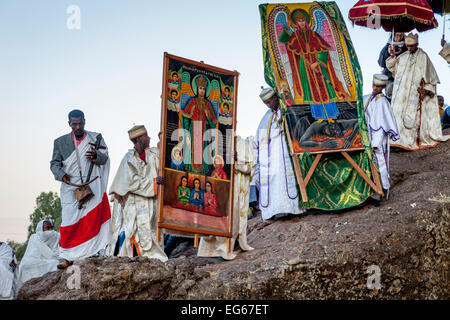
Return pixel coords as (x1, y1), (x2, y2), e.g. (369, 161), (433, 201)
(0, 242), (18, 300)
(253, 87), (306, 221)
(363, 74), (400, 197)
(386, 33), (450, 150)
(18, 220), (60, 284)
(108, 125), (167, 262)
(197, 136), (255, 260)
(50, 109), (111, 268)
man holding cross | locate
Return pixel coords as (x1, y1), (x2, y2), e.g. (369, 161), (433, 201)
(50, 109), (111, 269)
(386, 33), (450, 150)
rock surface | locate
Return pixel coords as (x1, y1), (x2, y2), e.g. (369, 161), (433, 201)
(17, 132), (450, 300)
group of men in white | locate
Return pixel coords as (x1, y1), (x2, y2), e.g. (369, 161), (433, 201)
(366, 32), (449, 198)
(1, 32), (449, 300)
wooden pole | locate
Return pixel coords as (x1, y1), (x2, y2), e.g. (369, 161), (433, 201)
(157, 53), (170, 243)
(443, 3), (446, 40)
(304, 153), (323, 187)
(194, 234), (199, 248)
(283, 119), (308, 202)
(341, 151), (379, 193)
(369, 158), (383, 195)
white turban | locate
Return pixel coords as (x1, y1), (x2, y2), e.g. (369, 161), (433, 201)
(405, 33), (418, 45)
(259, 87), (275, 102)
(373, 74), (389, 86)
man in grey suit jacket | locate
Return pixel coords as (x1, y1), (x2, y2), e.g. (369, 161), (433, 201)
(50, 109), (110, 269)
(50, 110), (108, 183)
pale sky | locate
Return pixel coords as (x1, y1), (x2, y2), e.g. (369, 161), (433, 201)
(1, 0), (448, 242)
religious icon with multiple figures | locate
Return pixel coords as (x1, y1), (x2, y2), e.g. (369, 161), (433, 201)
(158, 53), (238, 238)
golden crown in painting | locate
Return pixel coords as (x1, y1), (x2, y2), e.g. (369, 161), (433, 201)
(196, 75), (208, 88)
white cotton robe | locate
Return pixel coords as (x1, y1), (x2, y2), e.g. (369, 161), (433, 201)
(363, 94), (400, 190)
(0, 243), (18, 300)
(18, 220), (60, 284)
(253, 108), (306, 220)
(109, 147), (167, 262)
(59, 131), (111, 261)
(197, 136), (255, 260)
(386, 49), (450, 150)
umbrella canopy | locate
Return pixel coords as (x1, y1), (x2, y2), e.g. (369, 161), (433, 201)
(427, 0), (450, 15)
(349, 0), (438, 32)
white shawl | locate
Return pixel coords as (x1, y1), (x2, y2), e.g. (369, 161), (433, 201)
(18, 220), (60, 284)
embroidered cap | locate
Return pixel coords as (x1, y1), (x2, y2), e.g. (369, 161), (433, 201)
(373, 74), (389, 86)
(405, 33), (418, 45)
(259, 86), (276, 102)
(128, 125), (147, 140)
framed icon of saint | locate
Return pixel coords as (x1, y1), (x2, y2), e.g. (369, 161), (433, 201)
(158, 53), (239, 238)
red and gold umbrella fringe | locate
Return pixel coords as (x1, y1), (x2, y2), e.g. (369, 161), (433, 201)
(350, 14), (438, 26)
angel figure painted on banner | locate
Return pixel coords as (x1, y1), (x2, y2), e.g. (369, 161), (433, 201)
(168, 88), (181, 112)
(170, 146), (184, 171)
(169, 88), (180, 104)
(177, 176), (190, 205)
(203, 181), (218, 212)
(170, 72), (180, 85)
(180, 75), (218, 175)
(190, 178), (204, 207)
(279, 9), (348, 123)
(222, 85), (232, 102)
(210, 155), (228, 180)
(221, 102), (232, 118)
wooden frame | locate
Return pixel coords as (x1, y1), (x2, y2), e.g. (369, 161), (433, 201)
(157, 53), (239, 250)
(284, 118), (382, 202)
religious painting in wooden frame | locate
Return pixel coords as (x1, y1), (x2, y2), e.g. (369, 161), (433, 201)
(158, 53), (238, 239)
(261, 2), (364, 154)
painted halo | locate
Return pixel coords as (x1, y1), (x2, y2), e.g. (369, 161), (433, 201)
(212, 154), (225, 167)
(171, 146), (183, 161)
(220, 101), (232, 115)
(169, 87), (180, 100)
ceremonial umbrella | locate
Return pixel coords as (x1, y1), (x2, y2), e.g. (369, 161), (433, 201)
(349, 0), (438, 33)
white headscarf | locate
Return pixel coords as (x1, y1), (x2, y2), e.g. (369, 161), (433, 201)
(18, 220), (60, 284)
(35, 220), (59, 252)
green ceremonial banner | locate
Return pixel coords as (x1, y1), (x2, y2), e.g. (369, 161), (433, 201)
(259, 1), (378, 210)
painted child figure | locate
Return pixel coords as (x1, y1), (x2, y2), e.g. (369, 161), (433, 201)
(177, 176), (190, 205)
(203, 181), (218, 212)
(189, 178), (204, 207)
